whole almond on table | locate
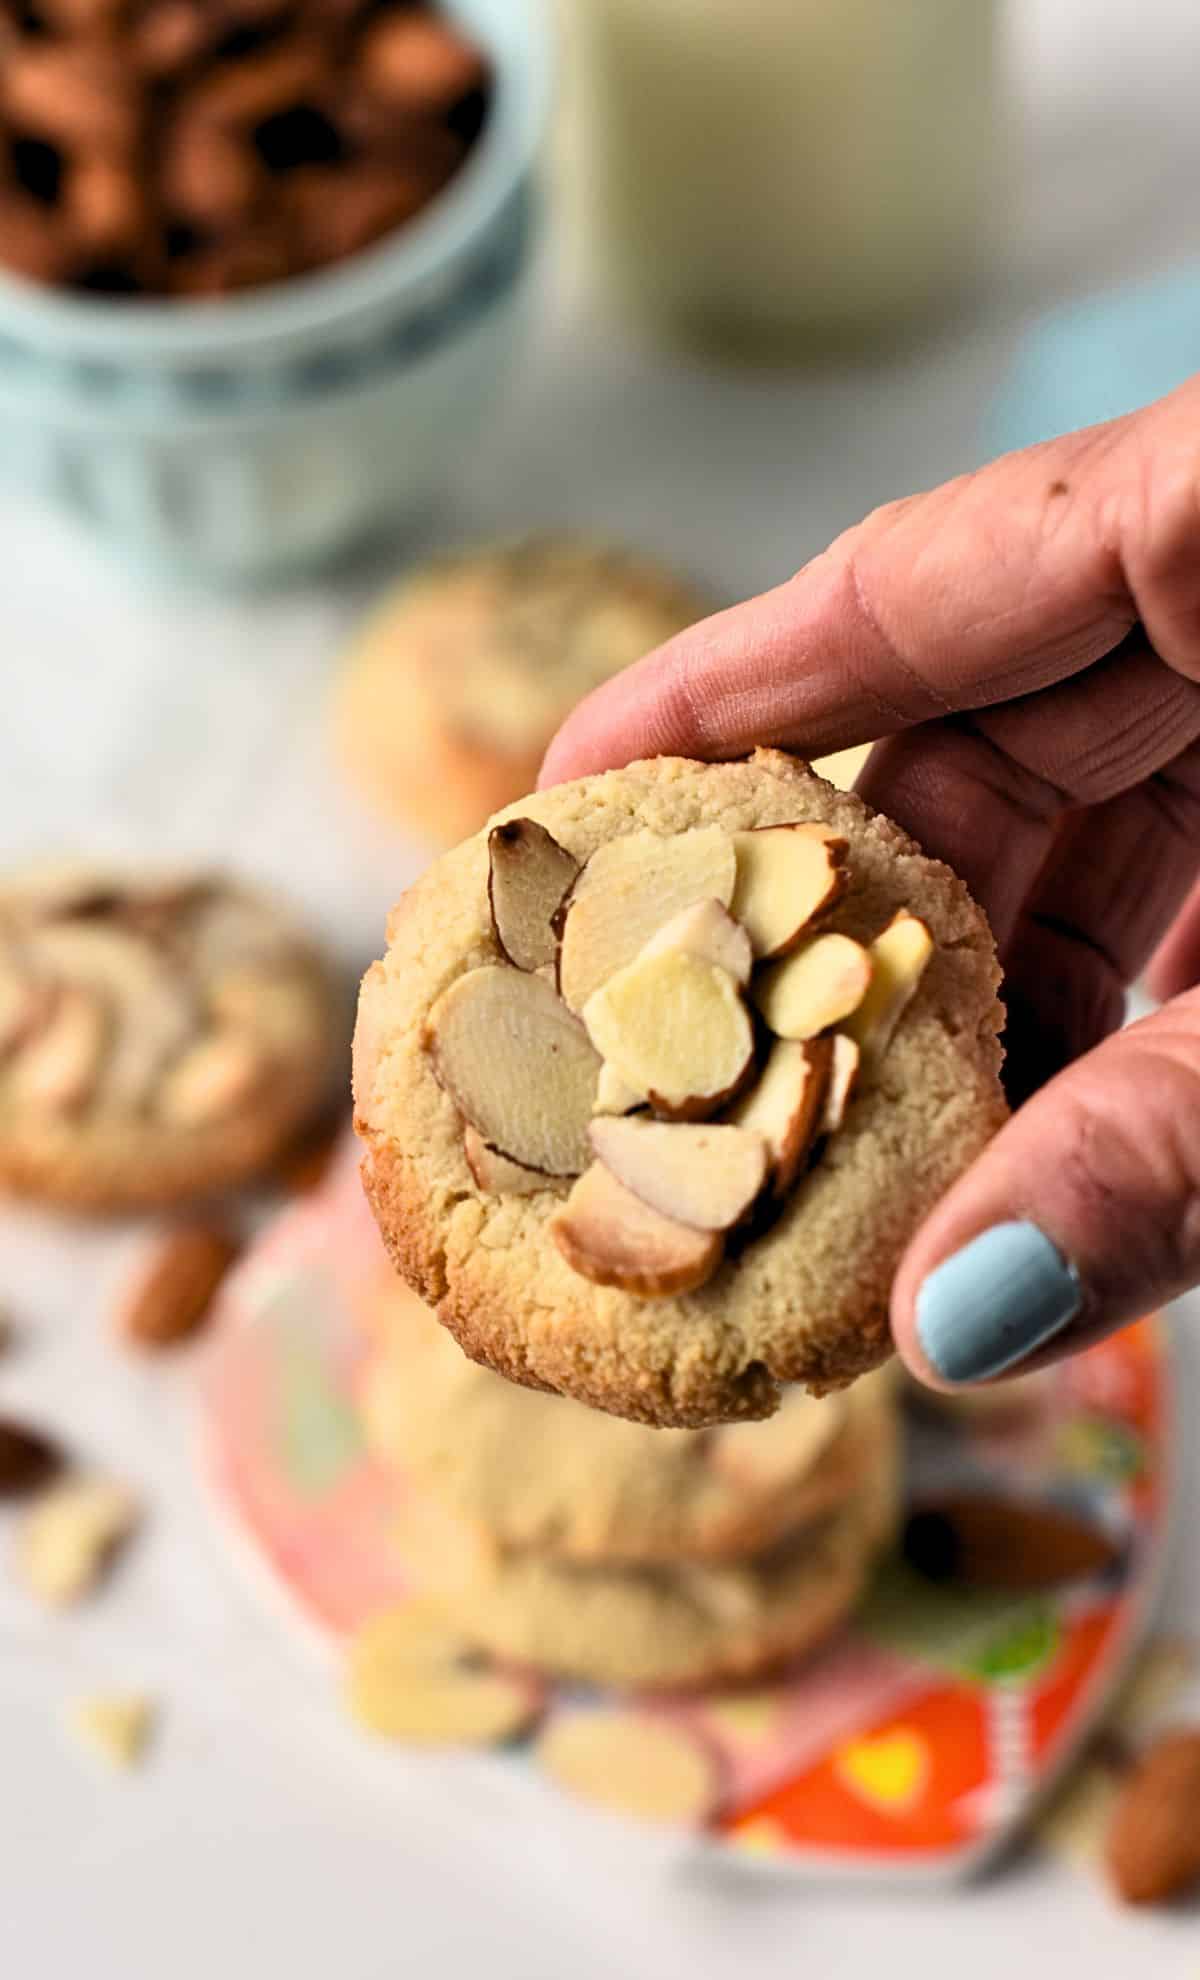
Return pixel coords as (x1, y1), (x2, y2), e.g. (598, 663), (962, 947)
(1106, 1729), (1200, 1905)
(116, 1222), (239, 1352)
(0, 1418), (62, 1497)
(902, 1494), (1120, 1591)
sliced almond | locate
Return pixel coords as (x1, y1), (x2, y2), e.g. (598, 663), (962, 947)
(727, 1037), (832, 1196)
(426, 965), (600, 1177)
(550, 1163), (723, 1298)
(593, 1063), (644, 1116)
(589, 1117), (768, 1232)
(536, 1712), (718, 1827)
(17, 1476), (139, 1607)
(710, 1388), (848, 1494)
(67, 1693), (156, 1771)
(754, 933), (872, 1041)
(641, 898), (752, 986)
(844, 911), (934, 1064)
(821, 1033), (861, 1133)
(347, 1599), (541, 1747)
(730, 825), (848, 959)
(463, 1124), (546, 1196)
(31, 922), (196, 1112)
(0, 953), (40, 1058)
(488, 819), (579, 973)
(6, 986), (106, 1114)
(583, 949), (753, 1121)
(557, 827), (737, 1013)
(156, 1028), (265, 1126)
(208, 967), (320, 1054)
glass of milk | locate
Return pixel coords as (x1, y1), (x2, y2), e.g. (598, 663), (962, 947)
(556, 0), (1006, 356)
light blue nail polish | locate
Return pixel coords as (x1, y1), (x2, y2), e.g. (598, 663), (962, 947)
(916, 1222), (1082, 1385)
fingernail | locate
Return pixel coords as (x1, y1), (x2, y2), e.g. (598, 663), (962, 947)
(915, 1221), (1082, 1384)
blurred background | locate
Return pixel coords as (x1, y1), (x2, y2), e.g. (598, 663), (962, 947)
(3, 0), (1200, 1972)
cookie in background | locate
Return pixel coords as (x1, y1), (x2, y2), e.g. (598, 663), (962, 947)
(333, 535), (711, 846)
(0, 861), (342, 1211)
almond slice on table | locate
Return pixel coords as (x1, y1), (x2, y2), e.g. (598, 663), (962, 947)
(67, 1693), (156, 1771)
(754, 933), (872, 1042)
(1105, 1729), (1200, 1906)
(550, 1163), (723, 1297)
(640, 897), (752, 986)
(556, 826), (737, 1013)
(17, 1476), (139, 1607)
(730, 825), (848, 959)
(488, 819), (580, 973)
(463, 1124), (546, 1196)
(426, 965), (601, 1177)
(710, 1388), (847, 1493)
(6, 986), (107, 1114)
(346, 1599), (541, 1746)
(582, 949), (754, 1121)
(727, 1037), (833, 1196)
(843, 911), (934, 1064)
(589, 1117), (768, 1231)
(593, 1063), (644, 1116)
(821, 1033), (861, 1133)
(536, 1712), (719, 1827)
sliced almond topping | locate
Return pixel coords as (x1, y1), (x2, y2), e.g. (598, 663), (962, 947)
(426, 965), (600, 1177)
(710, 1388), (848, 1493)
(589, 1117), (768, 1231)
(7, 986), (107, 1114)
(347, 1599), (541, 1747)
(582, 949), (753, 1121)
(557, 826), (737, 1013)
(0, 954), (40, 1058)
(208, 967), (320, 1054)
(730, 825), (848, 959)
(754, 932), (873, 1041)
(821, 1033), (861, 1133)
(463, 1124), (546, 1196)
(593, 1063), (644, 1116)
(550, 1163), (723, 1297)
(640, 897), (752, 986)
(156, 1028), (265, 1126)
(31, 922), (196, 1112)
(536, 1711), (719, 1826)
(488, 819), (579, 973)
(727, 1037), (832, 1196)
(843, 911), (934, 1064)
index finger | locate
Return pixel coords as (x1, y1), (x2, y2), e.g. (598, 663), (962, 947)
(541, 374), (1200, 786)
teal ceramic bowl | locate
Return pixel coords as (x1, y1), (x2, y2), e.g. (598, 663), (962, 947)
(0, 0), (549, 583)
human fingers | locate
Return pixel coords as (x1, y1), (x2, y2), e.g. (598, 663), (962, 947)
(1146, 870), (1200, 1002)
(890, 988), (1200, 1389)
(542, 371), (1200, 786)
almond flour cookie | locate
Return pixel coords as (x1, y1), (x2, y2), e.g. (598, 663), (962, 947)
(0, 862), (339, 1211)
(359, 1273), (893, 1566)
(354, 749), (1007, 1427)
(441, 1430), (900, 1691)
(333, 536), (709, 847)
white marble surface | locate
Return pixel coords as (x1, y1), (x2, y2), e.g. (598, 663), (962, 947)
(4, 0), (1200, 1971)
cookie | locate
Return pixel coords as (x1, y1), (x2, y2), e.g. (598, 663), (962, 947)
(0, 861), (339, 1211)
(333, 536), (709, 846)
(443, 1452), (899, 1691)
(359, 1273), (894, 1567)
(354, 749), (1007, 1426)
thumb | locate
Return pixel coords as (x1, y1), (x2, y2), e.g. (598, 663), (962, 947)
(892, 988), (1200, 1388)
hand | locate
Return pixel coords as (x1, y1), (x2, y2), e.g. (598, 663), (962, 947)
(541, 377), (1200, 1389)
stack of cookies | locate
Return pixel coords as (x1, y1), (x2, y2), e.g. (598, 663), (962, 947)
(355, 1274), (900, 1692)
